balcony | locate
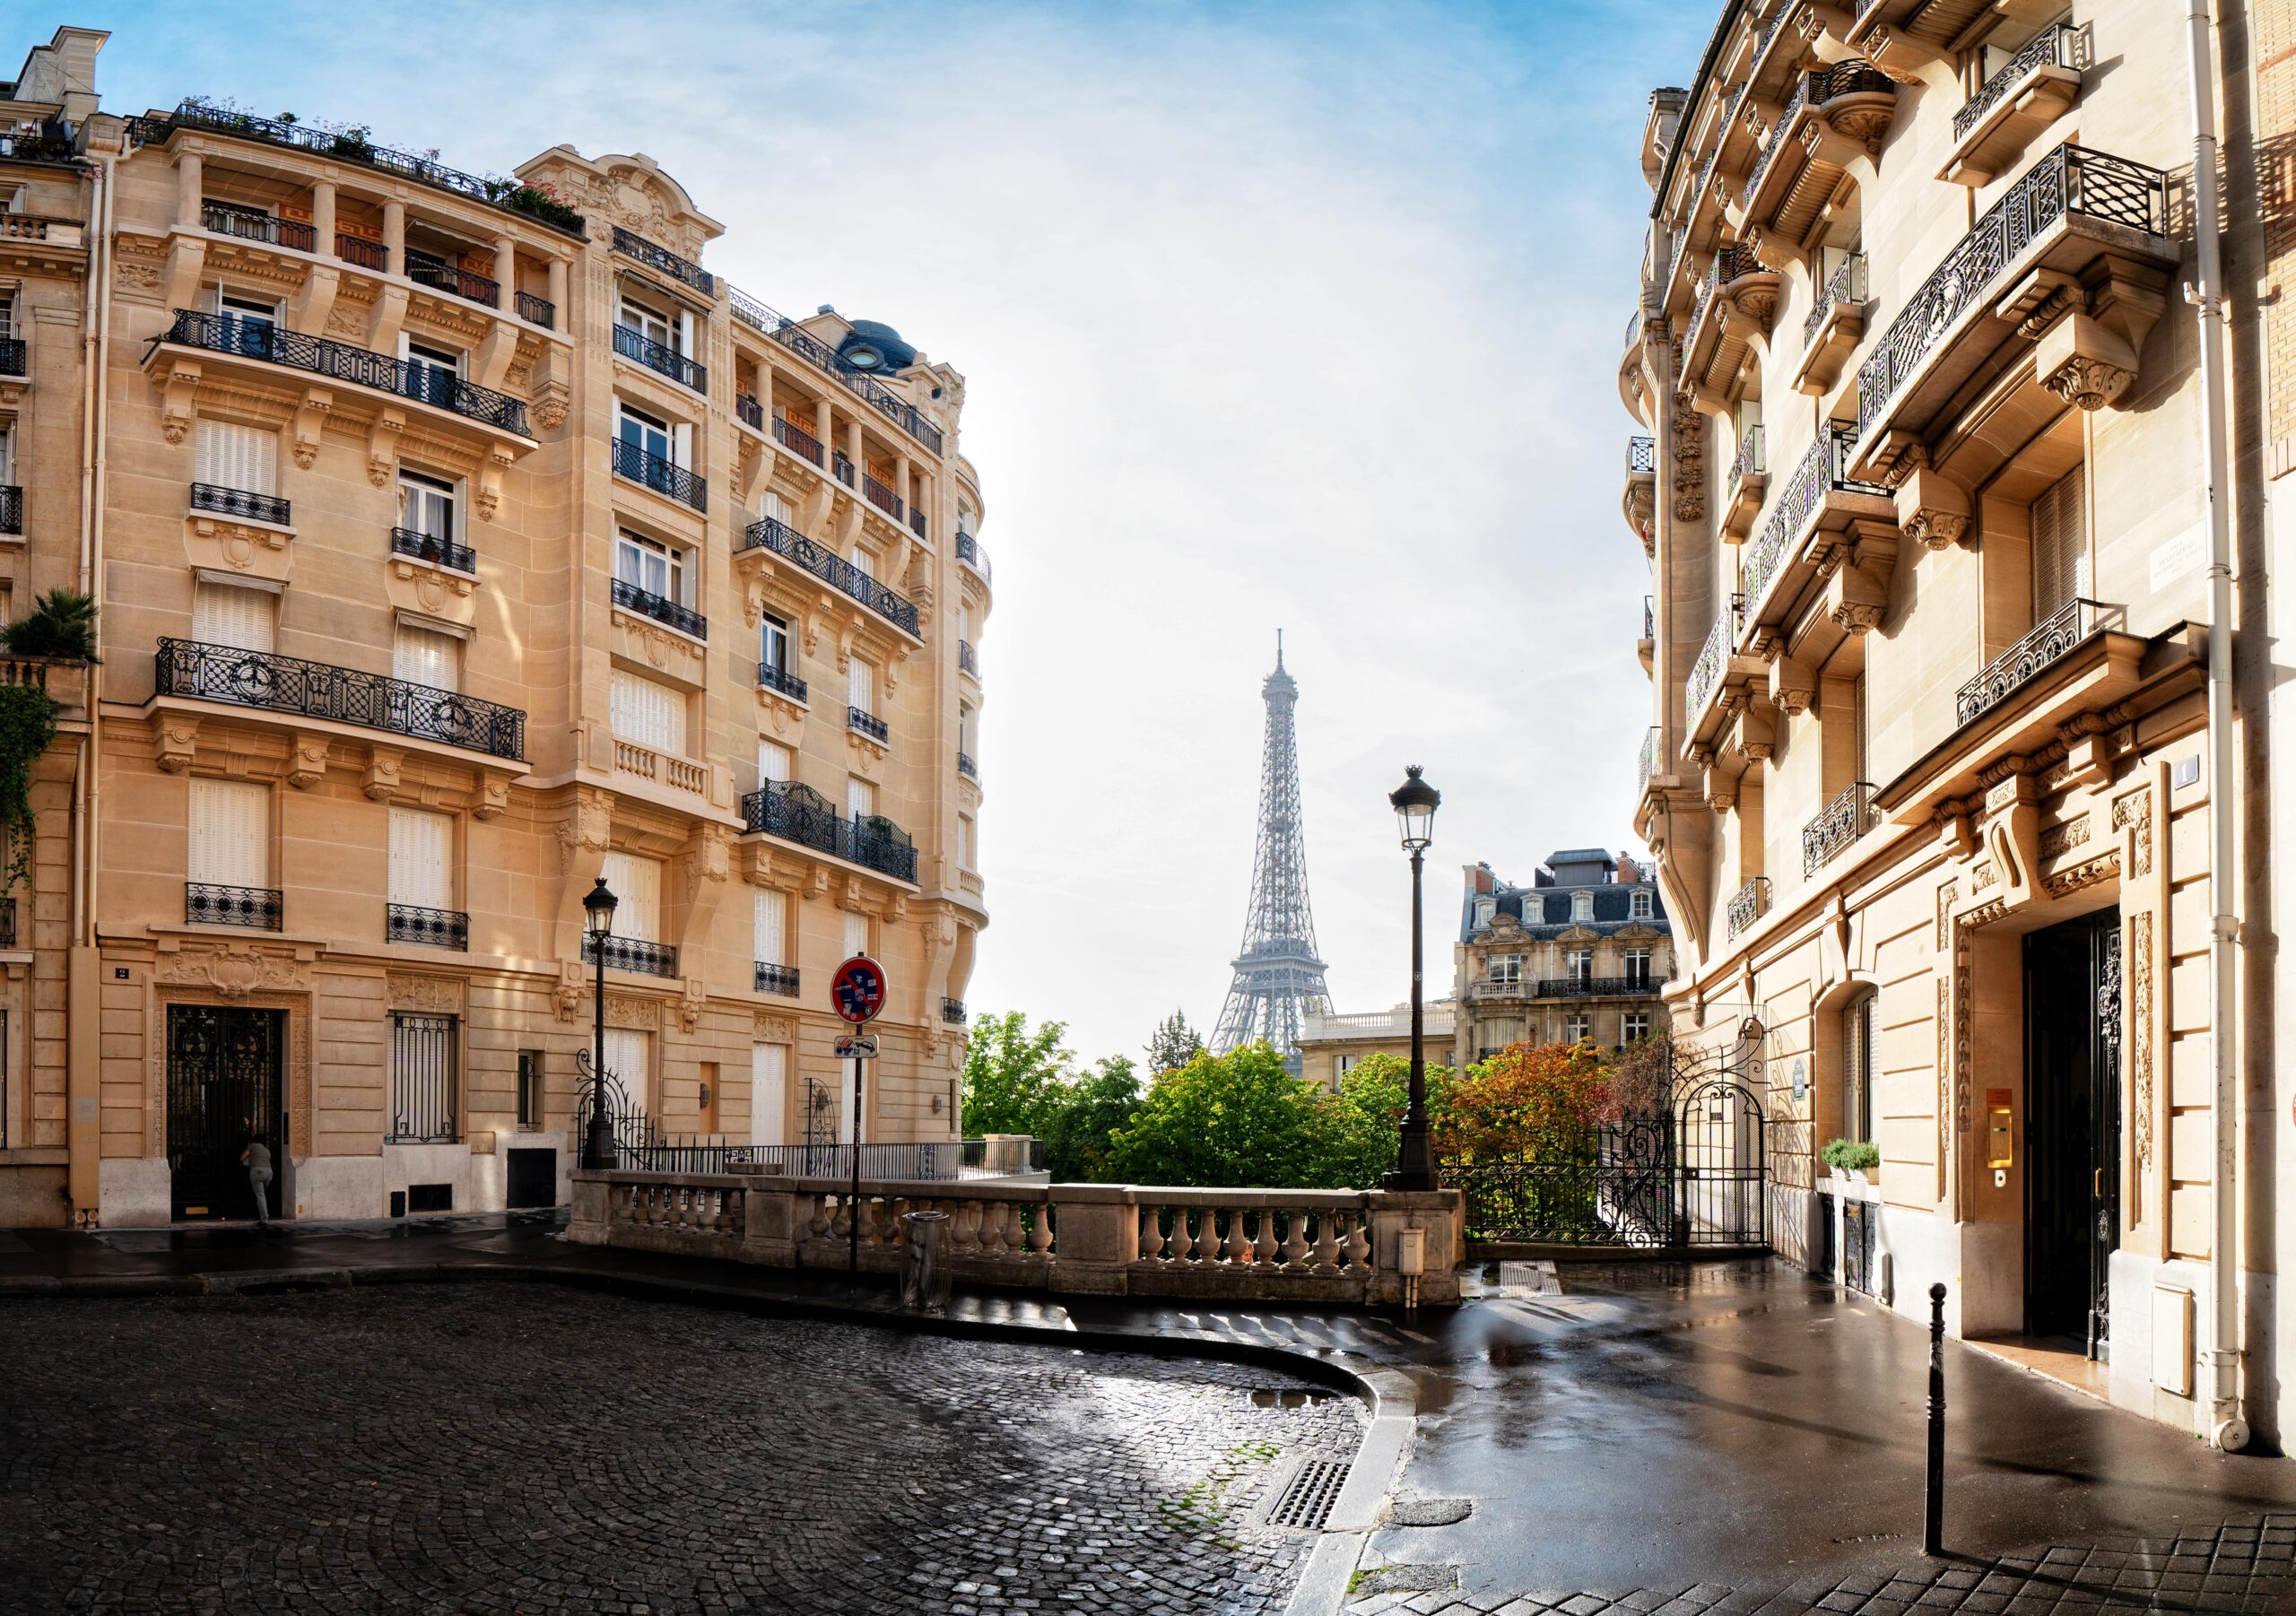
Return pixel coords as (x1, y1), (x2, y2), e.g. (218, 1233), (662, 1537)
(1622, 436), (1656, 554)
(0, 486), (21, 536)
(1683, 603), (1759, 747)
(155, 639), (526, 760)
(958, 751), (978, 781)
(862, 473), (903, 521)
(1944, 23), (2083, 187)
(391, 526), (476, 576)
(613, 737), (709, 795)
(135, 101), (588, 238)
(1721, 425), (1766, 542)
(0, 898), (16, 949)
(187, 882), (281, 931)
(1955, 597), (2104, 728)
(192, 482), (291, 527)
(608, 578), (706, 640)
(515, 291), (555, 329)
(942, 997), (967, 1026)
(613, 322), (707, 394)
(727, 286), (945, 456)
(387, 902), (469, 951)
(738, 516), (920, 637)
(1681, 244), (1779, 396)
(404, 247), (499, 308)
(201, 203), (315, 252)
(0, 337), (22, 378)
(612, 225), (712, 295)
(757, 661), (808, 703)
(1637, 597), (1656, 677)
(909, 507), (926, 539)
(335, 233), (388, 271)
(155, 309), (530, 437)
(1534, 977), (1659, 999)
(735, 393), (764, 430)
(585, 934), (679, 979)
(1802, 782), (1877, 878)
(755, 962), (801, 997)
(955, 532), (992, 583)
(771, 414), (823, 465)
(1737, 421), (1892, 640)
(848, 707), (889, 744)
(1853, 144), (2171, 479)
(1637, 725), (1659, 795)
(612, 438), (707, 513)
(958, 639), (978, 678)
(740, 779), (918, 884)
(1726, 876), (1770, 940)
(1795, 252), (1867, 395)
(1738, 63), (1896, 245)
(833, 451), (856, 489)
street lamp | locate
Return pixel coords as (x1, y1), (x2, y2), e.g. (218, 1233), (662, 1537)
(581, 875), (619, 1171)
(1387, 765), (1440, 1192)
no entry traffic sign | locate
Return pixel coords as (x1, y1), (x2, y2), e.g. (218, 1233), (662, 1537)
(831, 955), (886, 1025)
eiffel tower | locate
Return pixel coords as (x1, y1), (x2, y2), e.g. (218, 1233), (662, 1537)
(1212, 634), (1330, 1069)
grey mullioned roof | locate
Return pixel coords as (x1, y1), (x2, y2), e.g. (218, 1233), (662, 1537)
(1457, 851), (1671, 943)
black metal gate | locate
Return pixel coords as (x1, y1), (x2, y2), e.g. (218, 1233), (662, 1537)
(167, 1004), (284, 1221)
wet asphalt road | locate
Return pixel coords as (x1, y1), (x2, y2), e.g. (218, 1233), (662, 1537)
(1371, 1260), (2296, 1594)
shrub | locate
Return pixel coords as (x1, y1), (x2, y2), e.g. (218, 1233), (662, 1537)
(0, 590), (97, 663)
(1822, 1137), (1881, 1172)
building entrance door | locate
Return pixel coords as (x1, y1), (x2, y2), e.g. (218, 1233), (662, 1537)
(167, 1005), (286, 1221)
(2022, 909), (2121, 1355)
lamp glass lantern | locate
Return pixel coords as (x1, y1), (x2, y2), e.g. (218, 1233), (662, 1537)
(583, 877), (618, 941)
(1390, 765), (1440, 851)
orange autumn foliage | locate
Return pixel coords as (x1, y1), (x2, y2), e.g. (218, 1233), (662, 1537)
(1433, 1039), (1621, 1163)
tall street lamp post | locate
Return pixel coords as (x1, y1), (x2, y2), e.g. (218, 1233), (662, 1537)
(582, 876), (619, 1171)
(1387, 765), (1440, 1191)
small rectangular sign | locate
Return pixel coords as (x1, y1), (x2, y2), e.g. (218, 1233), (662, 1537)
(834, 1034), (879, 1058)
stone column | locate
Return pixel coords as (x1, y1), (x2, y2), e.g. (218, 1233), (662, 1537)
(1365, 1187), (1465, 1306)
(566, 1169), (611, 1246)
(175, 150), (202, 228)
(1044, 1185), (1136, 1296)
(736, 1174), (799, 1266)
(546, 257), (569, 326)
(310, 180), (336, 256)
(381, 199), (405, 273)
(494, 234), (517, 314)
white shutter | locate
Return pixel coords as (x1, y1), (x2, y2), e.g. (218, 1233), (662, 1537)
(189, 778), (269, 886)
(757, 741), (792, 786)
(609, 670), (684, 752)
(2031, 466), (2087, 621)
(392, 625), (459, 691)
(194, 420), (276, 497)
(601, 850), (661, 941)
(847, 658), (874, 713)
(753, 887), (786, 966)
(749, 1043), (787, 1147)
(192, 581), (274, 653)
(603, 1027), (651, 1116)
(388, 806), (453, 908)
(847, 776), (874, 820)
(672, 420), (693, 468)
(842, 909), (868, 960)
(850, 546), (874, 581)
(757, 488), (789, 524)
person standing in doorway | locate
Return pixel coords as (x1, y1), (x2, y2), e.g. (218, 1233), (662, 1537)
(239, 1129), (273, 1225)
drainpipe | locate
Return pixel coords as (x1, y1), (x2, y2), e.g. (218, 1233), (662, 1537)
(2185, 0), (2246, 1453)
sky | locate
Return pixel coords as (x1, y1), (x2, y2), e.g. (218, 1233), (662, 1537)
(75, 0), (1718, 1066)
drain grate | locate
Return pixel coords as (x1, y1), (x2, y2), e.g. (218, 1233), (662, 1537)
(1266, 1456), (1352, 1530)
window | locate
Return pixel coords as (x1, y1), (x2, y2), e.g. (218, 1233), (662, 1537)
(0, 423), (11, 484)
(1571, 891), (1595, 922)
(761, 612), (791, 677)
(958, 813), (975, 870)
(1567, 949), (1593, 983)
(388, 1012), (459, 1143)
(401, 337), (463, 410)
(603, 1026), (652, 1119)
(610, 669), (686, 752)
(616, 402), (679, 467)
(1335, 1054), (1361, 1080)
(392, 624), (459, 692)
(1624, 947), (1653, 988)
(1564, 1014), (1591, 1044)
(1631, 890), (1655, 920)
(387, 806), (454, 910)
(599, 851), (661, 941)
(1843, 990), (1876, 1140)
(1474, 897), (1495, 928)
(189, 778), (270, 888)
(1622, 1012), (1651, 1043)
(615, 528), (686, 604)
(517, 1049), (544, 1129)
(850, 545), (876, 581)
(847, 776), (875, 821)
(192, 579), (274, 653)
(2031, 464), (2088, 621)
(757, 487), (791, 525)
(757, 740), (792, 786)
(843, 909), (870, 960)
(1487, 953), (1522, 986)
(195, 419), (278, 499)
(750, 1042), (787, 1147)
(213, 288), (278, 335)
(753, 887), (787, 967)
(848, 657), (876, 717)
(397, 470), (456, 542)
(958, 705), (975, 756)
(619, 291), (676, 352)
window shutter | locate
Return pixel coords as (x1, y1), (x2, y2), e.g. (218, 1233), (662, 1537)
(750, 1043), (787, 1148)
(843, 910), (868, 960)
(847, 658), (874, 713)
(758, 488), (789, 524)
(1844, 995), (1871, 1138)
(189, 778), (269, 887)
(757, 741), (792, 785)
(192, 581), (274, 653)
(195, 420), (276, 496)
(2031, 466), (2087, 621)
(609, 670), (684, 752)
(389, 806), (453, 909)
(753, 888), (786, 966)
(603, 1027), (650, 1116)
(846, 777), (874, 820)
(672, 421), (692, 468)
(392, 625), (459, 691)
(600, 850), (661, 941)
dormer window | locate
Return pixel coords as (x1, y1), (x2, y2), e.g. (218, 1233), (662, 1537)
(1474, 897), (1495, 928)
(1571, 891), (1594, 923)
(1631, 890), (1654, 920)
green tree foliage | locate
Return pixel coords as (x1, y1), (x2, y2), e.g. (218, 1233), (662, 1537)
(1103, 1043), (1397, 1189)
(1039, 1056), (1141, 1182)
(0, 589), (98, 663)
(959, 1011), (1074, 1138)
(1325, 1053), (1459, 1184)
(1144, 1008), (1206, 1073)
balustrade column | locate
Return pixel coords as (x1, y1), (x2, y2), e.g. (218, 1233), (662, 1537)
(493, 234), (516, 314)
(818, 395), (836, 465)
(846, 419), (864, 482)
(311, 180), (336, 257)
(382, 201), (405, 274)
(546, 256), (569, 318)
(175, 151), (202, 229)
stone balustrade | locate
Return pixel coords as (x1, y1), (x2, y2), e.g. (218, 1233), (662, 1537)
(569, 1169), (1464, 1307)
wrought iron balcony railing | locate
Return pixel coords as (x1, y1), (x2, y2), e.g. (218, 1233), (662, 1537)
(387, 902), (469, 951)
(1732, 424), (1766, 484)
(757, 661), (808, 702)
(1857, 144), (2167, 439)
(515, 291), (555, 329)
(848, 706), (889, 743)
(833, 451), (856, 488)
(609, 577), (706, 639)
(1638, 726), (1658, 794)
(958, 751), (978, 780)
(335, 232), (388, 271)
(956, 532), (991, 582)
(1740, 422), (1889, 613)
(611, 438), (707, 512)
(202, 204), (316, 251)
(187, 882), (282, 931)
(1641, 596), (1655, 640)
(404, 248), (498, 308)
(1685, 611), (1732, 720)
(0, 485), (24, 536)
(1627, 435), (1655, 474)
(1744, 64), (1894, 208)
(1955, 597), (2104, 727)
(134, 102), (588, 236)
(612, 225), (713, 294)
(1803, 782), (1877, 877)
(958, 639), (978, 677)
(737, 515), (919, 636)
(613, 323), (707, 394)
(739, 780), (918, 883)
(391, 526), (476, 575)
(754, 961), (801, 997)
(772, 414), (822, 465)
(1955, 23), (2080, 141)
(862, 473), (903, 519)
(585, 933), (679, 978)
(157, 639), (526, 760)
(0, 898), (17, 949)
(909, 507), (926, 538)
(156, 309), (530, 436)
(1804, 251), (1867, 346)
(1726, 876), (1770, 939)
(726, 285), (946, 456)
(942, 997), (967, 1026)
(192, 482), (291, 526)
(1535, 977), (1660, 999)
(735, 393), (764, 430)
(0, 337), (22, 378)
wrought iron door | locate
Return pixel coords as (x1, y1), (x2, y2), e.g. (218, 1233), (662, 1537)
(166, 1005), (284, 1221)
(1676, 1077), (1767, 1248)
(2023, 909), (2121, 1354)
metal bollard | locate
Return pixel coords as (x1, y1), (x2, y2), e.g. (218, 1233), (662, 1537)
(1924, 1281), (1945, 1556)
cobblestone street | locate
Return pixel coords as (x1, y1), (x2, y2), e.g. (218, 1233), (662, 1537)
(0, 1283), (1363, 1614)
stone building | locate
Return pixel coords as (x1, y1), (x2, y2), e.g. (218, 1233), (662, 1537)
(1294, 1000), (1457, 1092)
(1452, 851), (1671, 1064)
(1624, 0), (2272, 1444)
(0, 26), (992, 1226)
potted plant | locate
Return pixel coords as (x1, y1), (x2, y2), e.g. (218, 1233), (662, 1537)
(1822, 1137), (1880, 1183)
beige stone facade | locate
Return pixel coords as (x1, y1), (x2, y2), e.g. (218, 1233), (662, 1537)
(1295, 1001), (1457, 1092)
(1627, 0), (2269, 1443)
(0, 27), (990, 1227)
(1450, 852), (1673, 1065)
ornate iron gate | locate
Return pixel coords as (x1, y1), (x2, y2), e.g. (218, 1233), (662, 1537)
(167, 1004), (284, 1221)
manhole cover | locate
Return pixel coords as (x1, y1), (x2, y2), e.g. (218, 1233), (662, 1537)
(1266, 1456), (1352, 1530)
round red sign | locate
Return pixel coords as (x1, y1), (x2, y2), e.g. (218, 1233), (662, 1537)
(831, 955), (887, 1025)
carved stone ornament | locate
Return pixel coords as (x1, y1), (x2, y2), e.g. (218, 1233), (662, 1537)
(387, 973), (463, 1013)
(364, 747), (403, 803)
(556, 786), (613, 872)
(754, 1011), (796, 1042)
(531, 378), (570, 432)
(2041, 352), (2135, 413)
(605, 992), (662, 1032)
(287, 733), (331, 790)
(292, 390), (331, 470)
(366, 411), (405, 488)
(679, 976), (707, 1033)
(554, 960), (585, 1023)
(471, 772), (511, 822)
(155, 717), (201, 773)
(1831, 600), (1884, 634)
(1904, 508), (1969, 550)
(155, 944), (307, 998)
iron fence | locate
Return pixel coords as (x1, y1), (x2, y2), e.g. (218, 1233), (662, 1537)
(1726, 876), (1770, 939)
(1804, 251), (1868, 346)
(738, 515), (919, 635)
(388, 1012), (460, 1142)
(956, 532), (992, 581)
(1955, 597), (2103, 726)
(335, 233), (388, 271)
(0, 485), (22, 535)
(771, 415), (823, 465)
(1741, 422), (1887, 613)
(958, 751), (978, 780)
(942, 997), (967, 1026)
(739, 780), (918, 882)
(1535, 976), (1658, 998)
(735, 393), (765, 430)
(611, 225), (713, 294)
(848, 707), (889, 743)
(515, 291), (555, 329)
(613, 322), (708, 393)
(726, 285), (945, 455)
(1803, 781), (1878, 876)
(404, 248), (498, 308)
(0, 338), (23, 378)
(156, 638), (526, 760)
(757, 661), (808, 702)
(609, 577), (707, 639)
(754, 961), (800, 996)
(959, 639), (978, 677)
(612, 439), (708, 512)
(156, 309), (530, 436)
(391, 526), (476, 575)
(202, 203), (316, 251)
(584, 933), (679, 978)
(187, 882), (281, 930)
(387, 902), (469, 951)
(0, 899), (17, 949)
(193, 482), (291, 526)
(1954, 23), (2082, 141)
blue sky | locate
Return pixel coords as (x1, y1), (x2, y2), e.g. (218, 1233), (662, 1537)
(68, 0), (1718, 1064)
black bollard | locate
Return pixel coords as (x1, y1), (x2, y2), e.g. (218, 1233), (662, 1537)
(1923, 1281), (1946, 1556)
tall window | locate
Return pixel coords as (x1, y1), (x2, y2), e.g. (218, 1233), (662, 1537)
(517, 1050), (544, 1130)
(599, 851), (661, 941)
(603, 1026), (652, 1119)
(387, 805), (454, 913)
(757, 487), (791, 526)
(757, 740), (792, 786)
(843, 909), (869, 960)
(189, 778), (270, 891)
(848, 656), (876, 717)
(1564, 1013), (1591, 1044)
(192, 579), (274, 653)
(958, 813), (975, 869)
(1622, 1012), (1651, 1043)
(850, 544), (876, 581)
(750, 1043), (787, 1148)
(401, 337), (463, 409)
(2031, 464), (2088, 621)
(761, 612), (791, 678)
(610, 668), (685, 752)
(195, 419), (278, 500)
(397, 470), (457, 543)
(1624, 946), (1653, 988)
(393, 624), (460, 692)
(1487, 953), (1522, 986)
(958, 704), (974, 756)
(387, 1012), (459, 1143)
(753, 887), (787, 968)
(1842, 990), (1876, 1140)
(615, 528), (687, 604)
(617, 403), (677, 468)
(1631, 890), (1655, 919)
(847, 776), (875, 821)
(1567, 948), (1593, 983)
(619, 291), (677, 352)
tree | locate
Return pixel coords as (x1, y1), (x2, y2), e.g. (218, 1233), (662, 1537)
(1144, 1008), (1206, 1073)
(1105, 1043), (1364, 1189)
(1038, 1055), (1142, 1182)
(1323, 1053), (1461, 1186)
(961, 1011), (1075, 1138)
(1435, 1040), (1616, 1163)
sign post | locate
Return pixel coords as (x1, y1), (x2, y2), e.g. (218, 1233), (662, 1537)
(831, 954), (888, 1278)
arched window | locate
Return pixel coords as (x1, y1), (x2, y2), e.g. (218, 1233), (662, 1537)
(1841, 989), (1876, 1142)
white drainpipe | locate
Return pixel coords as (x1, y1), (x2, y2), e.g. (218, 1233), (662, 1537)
(2184, 0), (2245, 1453)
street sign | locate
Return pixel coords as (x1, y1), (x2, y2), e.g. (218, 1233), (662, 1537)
(834, 1033), (880, 1058)
(831, 955), (886, 1025)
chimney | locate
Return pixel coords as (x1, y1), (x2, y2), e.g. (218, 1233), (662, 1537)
(1465, 862), (1495, 897)
(1615, 850), (1639, 884)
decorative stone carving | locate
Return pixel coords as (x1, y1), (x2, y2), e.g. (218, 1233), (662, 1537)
(2113, 787), (2152, 877)
(679, 976), (707, 1033)
(2130, 914), (2154, 1176)
(387, 973), (463, 1013)
(155, 717), (200, 773)
(286, 733), (330, 790)
(556, 786), (613, 872)
(2041, 851), (2119, 898)
(1670, 393), (1706, 523)
(472, 772), (511, 822)
(155, 944), (307, 997)
(366, 410), (404, 488)
(553, 960), (585, 1023)
(364, 747), (403, 803)
(532, 377), (570, 432)
(754, 1011), (796, 1042)
(1830, 600), (1884, 633)
(2039, 816), (2091, 858)
(2041, 352), (2135, 412)
(606, 992), (662, 1031)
